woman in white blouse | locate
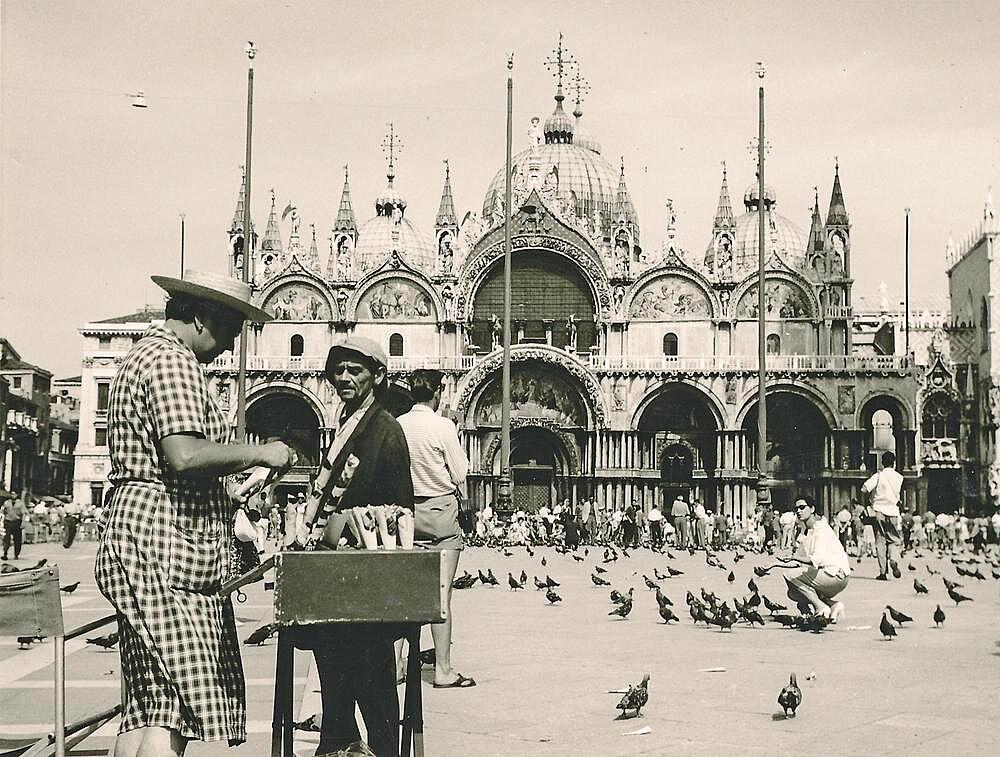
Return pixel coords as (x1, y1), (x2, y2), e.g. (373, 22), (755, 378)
(772, 495), (851, 622)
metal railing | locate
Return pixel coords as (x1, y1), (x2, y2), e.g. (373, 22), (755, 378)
(587, 354), (912, 372)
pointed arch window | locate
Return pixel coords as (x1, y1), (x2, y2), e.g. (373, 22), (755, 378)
(662, 333), (678, 356)
(290, 334), (304, 357)
(389, 333), (404, 357)
(766, 334), (781, 355)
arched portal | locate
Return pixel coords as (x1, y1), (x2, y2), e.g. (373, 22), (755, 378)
(860, 394), (912, 471)
(637, 384), (719, 508)
(742, 392), (830, 510)
(471, 249), (596, 351)
(246, 392), (322, 466)
(508, 425), (573, 513)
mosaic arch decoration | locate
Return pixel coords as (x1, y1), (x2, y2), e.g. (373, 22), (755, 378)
(262, 282), (333, 321)
(456, 234), (612, 322)
(356, 277), (436, 321)
(481, 418), (581, 476)
(735, 279), (813, 319)
(733, 381), (839, 430)
(629, 275), (712, 320)
(454, 346), (607, 428)
(474, 365), (588, 428)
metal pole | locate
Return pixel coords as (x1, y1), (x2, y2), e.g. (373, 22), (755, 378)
(904, 207), (911, 358)
(236, 43), (256, 444)
(179, 213), (186, 276)
(499, 55), (514, 510)
(54, 636), (65, 757)
(755, 64), (770, 508)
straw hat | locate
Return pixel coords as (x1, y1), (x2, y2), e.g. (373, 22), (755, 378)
(151, 269), (273, 323)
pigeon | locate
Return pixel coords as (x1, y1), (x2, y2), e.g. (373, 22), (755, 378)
(533, 576), (548, 590)
(753, 566), (769, 577)
(745, 592), (761, 608)
(654, 587), (672, 608)
(526, 546), (534, 557)
(541, 557), (547, 567)
(477, 569), (491, 585)
(452, 573), (478, 589)
(594, 565), (608, 574)
(772, 614), (799, 628)
(292, 714), (321, 732)
(17, 636), (34, 649)
(727, 571), (735, 583)
(666, 566), (684, 577)
(659, 605), (679, 623)
(622, 548), (631, 558)
(591, 573), (610, 586)
(886, 605), (913, 625)
(643, 575), (659, 591)
(743, 609), (765, 626)
(573, 555), (585, 562)
(907, 563), (916, 572)
(942, 577), (963, 591)
(913, 578), (928, 594)
(879, 611), (897, 640)
(519, 570), (528, 584)
(947, 586), (973, 605)
(777, 673), (802, 717)
(609, 598), (633, 618)
(688, 602), (707, 625)
(762, 595), (787, 614)
(653, 568), (667, 581)
(545, 575), (560, 588)
(502, 549), (514, 557)
(666, 551), (676, 559)
(926, 565), (940, 576)
(747, 578), (759, 594)
(933, 605), (946, 627)
(60, 581), (80, 593)
(616, 673), (650, 717)
(486, 569), (499, 586)
(545, 588), (562, 604)
(243, 623), (277, 646)
(86, 632), (120, 649)
(507, 573), (524, 590)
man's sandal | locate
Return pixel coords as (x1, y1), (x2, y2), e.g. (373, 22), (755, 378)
(433, 673), (477, 688)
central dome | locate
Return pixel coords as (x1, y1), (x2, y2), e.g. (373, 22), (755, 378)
(482, 143), (621, 226)
(730, 185), (807, 272)
(354, 173), (435, 275)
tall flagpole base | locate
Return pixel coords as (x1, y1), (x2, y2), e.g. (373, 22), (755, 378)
(755, 474), (771, 508)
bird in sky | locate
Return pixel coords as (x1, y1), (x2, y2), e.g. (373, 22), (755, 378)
(616, 673), (650, 717)
(933, 605), (946, 627)
(879, 611), (897, 640)
(777, 673), (802, 718)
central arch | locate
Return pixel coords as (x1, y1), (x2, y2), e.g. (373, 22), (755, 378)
(246, 390), (322, 466)
(636, 384), (721, 508)
(470, 249), (597, 351)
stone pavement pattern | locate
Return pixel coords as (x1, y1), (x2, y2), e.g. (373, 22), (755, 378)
(1, 539), (998, 756)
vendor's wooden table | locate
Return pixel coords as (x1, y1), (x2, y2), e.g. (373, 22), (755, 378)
(268, 550), (446, 757)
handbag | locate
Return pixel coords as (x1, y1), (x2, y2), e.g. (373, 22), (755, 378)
(226, 508), (262, 586)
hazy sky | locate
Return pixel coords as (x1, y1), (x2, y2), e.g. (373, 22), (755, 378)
(3, 1), (999, 377)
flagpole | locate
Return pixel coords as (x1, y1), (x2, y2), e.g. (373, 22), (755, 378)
(904, 207), (911, 358)
(755, 62), (770, 511)
(498, 54), (514, 511)
(179, 213), (185, 277)
(236, 43), (255, 444)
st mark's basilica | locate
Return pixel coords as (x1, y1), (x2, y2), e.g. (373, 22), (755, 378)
(74, 51), (922, 522)
(195, 53), (919, 522)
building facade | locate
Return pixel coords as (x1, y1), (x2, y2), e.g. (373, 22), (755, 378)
(0, 338), (52, 497)
(74, 61), (923, 520)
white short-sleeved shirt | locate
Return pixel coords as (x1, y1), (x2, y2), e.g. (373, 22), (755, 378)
(798, 519), (851, 577)
(862, 467), (903, 518)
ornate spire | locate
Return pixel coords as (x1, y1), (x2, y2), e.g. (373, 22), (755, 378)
(435, 159), (458, 227)
(542, 33), (575, 144)
(230, 165), (252, 233)
(615, 157), (637, 225)
(807, 186), (824, 253)
(261, 189), (283, 253)
(826, 157), (849, 226)
(713, 161), (735, 229)
(570, 63), (601, 154)
(333, 165), (357, 233)
(945, 231), (956, 266)
(376, 124), (407, 217)
(305, 223), (321, 271)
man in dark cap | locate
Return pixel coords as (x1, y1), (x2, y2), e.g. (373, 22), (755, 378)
(302, 336), (414, 757)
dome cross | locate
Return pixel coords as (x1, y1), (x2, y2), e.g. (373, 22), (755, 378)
(381, 122), (404, 182)
(544, 32), (575, 94)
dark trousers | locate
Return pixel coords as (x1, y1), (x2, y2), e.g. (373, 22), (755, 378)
(649, 521), (663, 548)
(313, 637), (399, 757)
(3, 520), (23, 559)
(62, 515), (78, 548)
